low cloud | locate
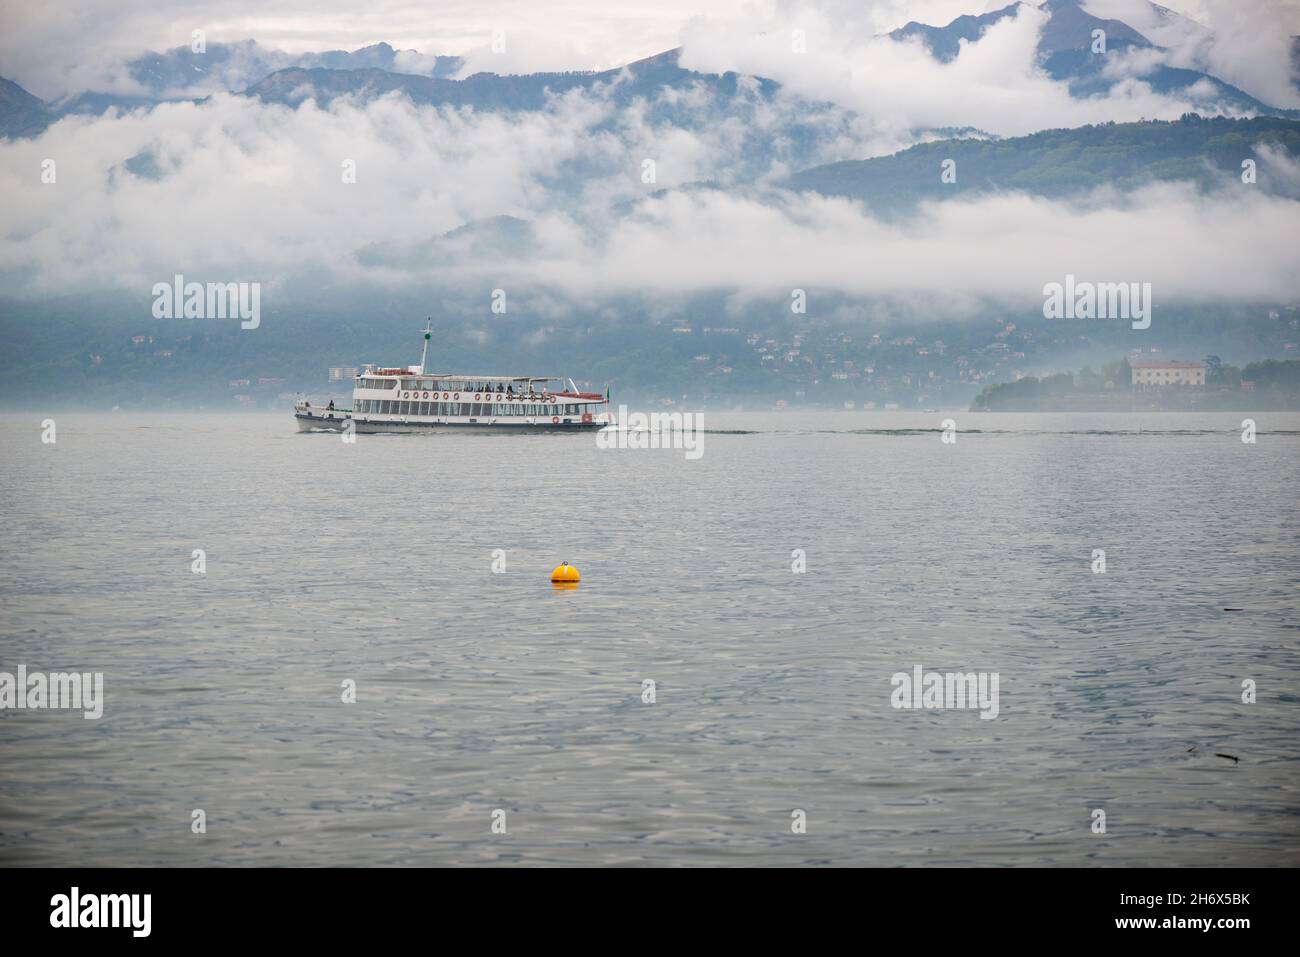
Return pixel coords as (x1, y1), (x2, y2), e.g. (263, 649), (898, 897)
(3, 2), (1297, 316)
(493, 184), (1300, 308)
(0, 82), (870, 291)
(679, 3), (1272, 140)
(2, 86), (1297, 313)
(1085, 0), (1300, 110)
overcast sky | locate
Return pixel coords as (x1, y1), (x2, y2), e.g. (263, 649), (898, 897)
(3, 0), (1298, 99)
(2, 0), (1298, 310)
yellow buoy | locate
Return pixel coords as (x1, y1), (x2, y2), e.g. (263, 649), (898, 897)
(550, 562), (580, 584)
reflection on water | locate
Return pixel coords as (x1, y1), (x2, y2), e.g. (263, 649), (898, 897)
(0, 411), (1297, 866)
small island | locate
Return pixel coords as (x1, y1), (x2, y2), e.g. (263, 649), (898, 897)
(971, 357), (1300, 411)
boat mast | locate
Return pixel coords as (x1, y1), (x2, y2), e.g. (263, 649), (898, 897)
(419, 317), (432, 374)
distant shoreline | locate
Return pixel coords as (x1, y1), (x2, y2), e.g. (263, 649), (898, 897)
(969, 395), (1300, 413)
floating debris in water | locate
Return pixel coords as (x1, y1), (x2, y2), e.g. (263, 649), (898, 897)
(1215, 753), (1240, 764)
(1223, 607), (1244, 612)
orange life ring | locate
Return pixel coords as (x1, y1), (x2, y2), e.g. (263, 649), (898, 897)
(453, 393), (460, 400)
(551, 415), (559, 424)
(475, 393), (481, 400)
(582, 412), (593, 423)
(402, 391), (409, 398)
(442, 392), (448, 399)
(495, 394), (503, 401)
(422, 391), (429, 399)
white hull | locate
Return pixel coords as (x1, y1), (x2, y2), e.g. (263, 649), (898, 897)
(295, 410), (609, 433)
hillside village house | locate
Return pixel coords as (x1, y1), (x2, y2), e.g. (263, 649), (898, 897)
(1132, 361), (1206, 387)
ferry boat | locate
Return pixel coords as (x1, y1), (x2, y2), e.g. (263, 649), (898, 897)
(294, 321), (613, 433)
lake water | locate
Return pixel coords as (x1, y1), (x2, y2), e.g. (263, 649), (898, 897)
(1, 410), (1297, 866)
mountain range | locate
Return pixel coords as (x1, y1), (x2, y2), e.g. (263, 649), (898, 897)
(3, 0), (1298, 145)
(785, 114), (1300, 210)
